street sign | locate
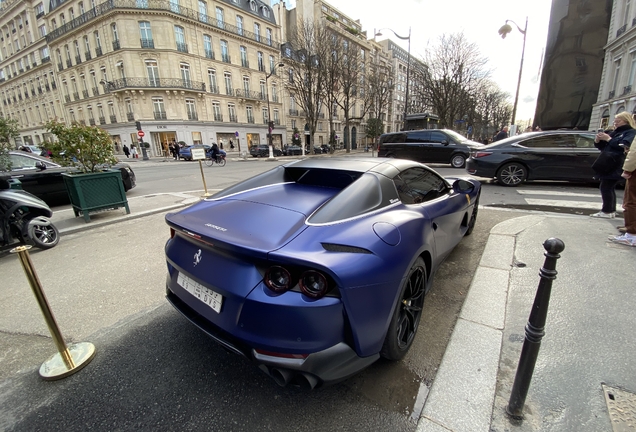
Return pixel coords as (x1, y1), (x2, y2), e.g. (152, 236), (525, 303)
(191, 147), (206, 160)
(235, 131), (239, 137)
(137, 131), (145, 137)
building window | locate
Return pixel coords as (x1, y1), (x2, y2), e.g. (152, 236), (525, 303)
(216, 7), (224, 28)
(254, 23), (261, 42)
(180, 63), (191, 87)
(146, 60), (159, 86)
(236, 15), (243, 35)
(266, 28), (272, 46)
(175, 26), (187, 52)
(240, 46), (248, 67)
(203, 34), (213, 58)
(221, 40), (229, 63)
(186, 98), (197, 120)
(224, 71), (233, 95)
(228, 103), (237, 122)
(198, 0), (208, 22)
(139, 21), (153, 48)
(208, 68), (217, 92)
(170, 0), (180, 13)
(246, 105), (254, 123)
(153, 98), (166, 118)
(212, 101), (222, 121)
(257, 52), (264, 72)
(243, 76), (250, 93)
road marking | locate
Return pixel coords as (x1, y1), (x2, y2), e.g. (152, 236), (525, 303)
(517, 190), (600, 198)
(524, 198), (620, 209)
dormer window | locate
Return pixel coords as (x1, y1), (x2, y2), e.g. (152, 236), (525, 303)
(262, 6), (270, 18)
(249, 0), (256, 11)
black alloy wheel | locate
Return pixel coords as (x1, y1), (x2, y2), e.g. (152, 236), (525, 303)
(497, 162), (528, 186)
(380, 257), (427, 360)
(451, 154), (467, 168)
(28, 220), (60, 249)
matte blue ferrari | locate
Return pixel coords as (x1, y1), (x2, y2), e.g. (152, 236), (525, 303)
(164, 157), (480, 388)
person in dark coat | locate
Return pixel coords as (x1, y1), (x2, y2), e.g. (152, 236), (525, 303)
(591, 111), (636, 218)
(123, 144), (130, 158)
(494, 126), (509, 141)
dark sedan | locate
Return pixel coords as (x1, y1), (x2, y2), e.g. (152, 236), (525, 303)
(1, 151), (136, 205)
(465, 131), (600, 186)
(179, 145), (211, 161)
(283, 145), (303, 156)
(250, 145), (283, 157)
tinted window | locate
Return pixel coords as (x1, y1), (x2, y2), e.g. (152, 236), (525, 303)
(10, 154), (43, 169)
(380, 133), (406, 143)
(406, 131), (429, 142)
(430, 131), (448, 143)
(522, 135), (575, 148)
(573, 134), (595, 148)
(395, 167), (448, 204)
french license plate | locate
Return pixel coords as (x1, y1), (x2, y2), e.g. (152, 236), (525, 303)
(177, 272), (223, 313)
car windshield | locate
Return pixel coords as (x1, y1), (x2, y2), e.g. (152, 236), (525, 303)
(443, 129), (470, 143)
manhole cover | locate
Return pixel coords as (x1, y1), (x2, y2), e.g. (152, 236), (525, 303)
(603, 384), (636, 431)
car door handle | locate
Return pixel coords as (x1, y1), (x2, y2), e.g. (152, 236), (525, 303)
(432, 222), (438, 231)
(10, 175), (24, 178)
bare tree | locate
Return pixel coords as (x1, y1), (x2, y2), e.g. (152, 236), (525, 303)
(283, 20), (329, 153)
(412, 33), (490, 129)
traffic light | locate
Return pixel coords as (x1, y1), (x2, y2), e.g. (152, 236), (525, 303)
(135, 121), (142, 131)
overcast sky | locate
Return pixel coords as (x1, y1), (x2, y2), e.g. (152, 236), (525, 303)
(277, 0), (554, 124)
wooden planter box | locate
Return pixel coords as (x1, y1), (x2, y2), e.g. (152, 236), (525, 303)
(62, 170), (130, 222)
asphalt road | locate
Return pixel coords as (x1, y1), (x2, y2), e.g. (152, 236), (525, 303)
(5, 155), (605, 431)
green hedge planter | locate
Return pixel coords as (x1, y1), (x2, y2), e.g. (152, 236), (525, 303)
(62, 170), (130, 222)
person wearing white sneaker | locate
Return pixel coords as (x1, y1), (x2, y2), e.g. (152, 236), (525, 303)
(617, 120), (636, 246)
(592, 112), (636, 219)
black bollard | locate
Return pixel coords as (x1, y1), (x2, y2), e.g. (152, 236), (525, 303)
(506, 237), (565, 419)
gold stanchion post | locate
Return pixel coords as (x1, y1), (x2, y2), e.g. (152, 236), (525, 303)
(10, 245), (96, 380)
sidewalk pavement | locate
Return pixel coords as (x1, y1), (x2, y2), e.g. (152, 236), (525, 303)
(18, 186), (636, 430)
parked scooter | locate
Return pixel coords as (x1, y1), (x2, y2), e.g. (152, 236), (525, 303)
(0, 178), (59, 252)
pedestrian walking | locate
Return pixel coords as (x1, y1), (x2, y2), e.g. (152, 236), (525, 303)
(131, 144), (139, 159)
(123, 144), (130, 158)
(230, 139), (235, 150)
(591, 111), (635, 219)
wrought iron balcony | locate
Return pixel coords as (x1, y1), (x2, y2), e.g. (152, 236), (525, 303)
(99, 116), (106, 124)
(236, 89), (265, 100)
(95, 46), (103, 56)
(209, 85), (218, 94)
(205, 50), (214, 59)
(38, 87), (42, 94)
(78, 120), (86, 125)
(273, 119), (280, 125)
(64, 95), (71, 102)
(222, 54), (231, 64)
(176, 42), (188, 53)
(247, 116), (255, 124)
(187, 112), (198, 120)
(52, 81), (57, 89)
(82, 90), (89, 98)
(89, 118), (96, 125)
(258, 64), (265, 72)
(140, 38), (154, 49)
(85, 51), (92, 60)
(57, 63), (63, 71)
(45, 84), (50, 91)
(110, 115), (117, 123)
(75, 55), (82, 64)
(66, 59), (72, 67)
(154, 110), (167, 120)
(45, 0), (281, 48)
(105, 77), (206, 92)
(42, 56), (50, 63)
(92, 87), (99, 96)
(229, 114), (238, 122)
(36, 11), (45, 19)
(241, 59), (249, 68)
(289, 109), (299, 116)
(609, 90), (616, 99)
(225, 87), (234, 96)
(73, 92), (80, 100)
(113, 40), (120, 50)
(271, 95), (279, 103)
(214, 113), (223, 121)
(623, 85), (632, 95)
(127, 112), (134, 121)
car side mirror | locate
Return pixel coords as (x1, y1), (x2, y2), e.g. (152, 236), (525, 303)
(35, 161), (47, 171)
(442, 140), (449, 146)
(452, 179), (474, 193)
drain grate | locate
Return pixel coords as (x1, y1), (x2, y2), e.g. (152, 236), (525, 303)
(603, 384), (636, 431)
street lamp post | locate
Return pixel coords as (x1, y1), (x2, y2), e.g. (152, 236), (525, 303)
(498, 17), (528, 128)
(265, 62), (285, 159)
(376, 27), (411, 131)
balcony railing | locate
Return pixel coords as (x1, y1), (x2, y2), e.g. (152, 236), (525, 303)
(64, 95), (71, 102)
(205, 50), (214, 59)
(225, 87), (233, 96)
(112, 40), (120, 50)
(241, 59), (249, 68)
(623, 85), (632, 95)
(82, 90), (89, 98)
(213, 113), (223, 121)
(609, 90), (616, 99)
(154, 110), (167, 120)
(75, 55), (82, 64)
(73, 92), (80, 100)
(271, 95), (279, 103)
(45, 84), (50, 91)
(36, 11), (45, 19)
(187, 112), (198, 120)
(89, 118), (96, 125)
(92, 87), (99, 96)
(209, 85), (218, 94)
(127, 112), (134, 121)
(222, 54), (231, 63)
(110, 114), (117, 123)
(99, 116), (106, 124)
(273, 119), (280, 125)
(140, 38), (154, 49)
(105, 77), (206, 92)
(617, 24), (627, 37)
(42, 56), (50, 63)
(289, 109), (299, 116)
(176, 42), (188, 53)
(57, 63), (64, 71)
(235, 89), (265, 100)
(66, 59), (72, 67)
(247, 116), (255, 124)
(52, 81), (57, 89)
(85, 51), (92, 60)
(229, 114), (237, 122)
(95, 46), (103, 56)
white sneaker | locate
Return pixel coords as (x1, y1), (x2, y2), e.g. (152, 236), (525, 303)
(608, 234), (627, 241)
(590, 211), (616, 219)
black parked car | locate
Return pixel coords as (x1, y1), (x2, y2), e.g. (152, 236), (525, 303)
(283, 145), (303, 156)
(250, 144), (282, 157)
(377, 129), (484, 168)
(465, 131), (601, 186)
(0, 151), (136, 205)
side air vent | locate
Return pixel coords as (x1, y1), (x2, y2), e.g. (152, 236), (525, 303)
(321, 243), (372, 254)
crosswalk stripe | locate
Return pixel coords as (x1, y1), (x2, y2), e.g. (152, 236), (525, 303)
(524, 198), (622, 209)
(517, 190), (600, 198)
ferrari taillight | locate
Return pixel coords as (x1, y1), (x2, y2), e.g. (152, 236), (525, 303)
(299, 271), (328, 299)
(263, 266), (333, 299)
(264, 266), (292, 293)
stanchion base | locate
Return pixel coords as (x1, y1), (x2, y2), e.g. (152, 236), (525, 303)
(39, 342), (96, 381)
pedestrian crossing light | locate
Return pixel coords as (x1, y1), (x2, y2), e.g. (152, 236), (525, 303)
(135, 121), (142, 131)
